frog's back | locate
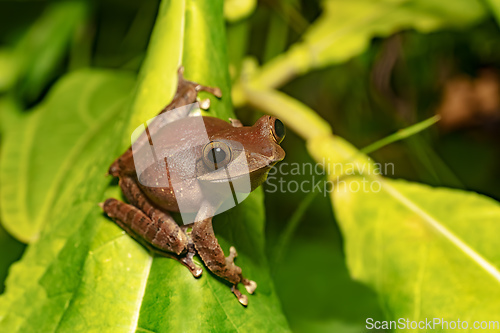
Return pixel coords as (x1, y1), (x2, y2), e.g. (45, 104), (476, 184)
(149, 116), (231, 152)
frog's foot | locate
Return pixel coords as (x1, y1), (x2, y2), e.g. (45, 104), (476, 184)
(226, 247), (257, 295)
(149, 247), (202, 278)
(178, 66), (222, 98)
(226, 247), (254, 305)
(231, 285), (248, 306)
(192, 215), (257, 306)
(242, 278), (257, 294)
(195, 84), (222, 98)
(198, 98), (211, 110)
(179, 244), (203, 278)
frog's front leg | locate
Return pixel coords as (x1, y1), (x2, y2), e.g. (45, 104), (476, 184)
(109, 67), (222, 177)
(191, 203), (257, 306)
(159, 66), (222, 115)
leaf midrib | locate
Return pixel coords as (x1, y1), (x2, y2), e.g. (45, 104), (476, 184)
(381, 181), (500, 284)
(326, 134), (500, 284)
(18, 112), (42, 235)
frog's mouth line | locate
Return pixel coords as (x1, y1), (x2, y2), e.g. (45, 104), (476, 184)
(197, 160), (275, 183)
(198, 168), (253, 183)
(197, 164), (276, 186)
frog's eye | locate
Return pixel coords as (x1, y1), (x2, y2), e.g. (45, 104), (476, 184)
(202, 141), (232, 170)
(270, 117), (286, 144)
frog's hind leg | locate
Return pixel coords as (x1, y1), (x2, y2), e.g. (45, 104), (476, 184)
(118, 176), (203, 275)
(101, 198), (203, 278)
(191, 214), (257, 306)
(118, 177), (185, 254)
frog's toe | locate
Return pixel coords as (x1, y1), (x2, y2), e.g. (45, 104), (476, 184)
(180, 258), (203, 278)
(197, 98), (211, 110)
(229, 246), (238, 260)
(231, 285), (248, 307)
(224, 246), (239, 266)
(196, 84), (222, 98)
(191, 266), (203, 278)
(180, 248), (203, 278)
(242, 278), (257, 294)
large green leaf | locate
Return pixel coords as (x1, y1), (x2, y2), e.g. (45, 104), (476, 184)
(0, 0), (290, 331)
(0, 70), (134, 242)
(303, 0), (486, 67)
(335, 177), (500, 330)
(134, 1), (289, 331)
(0, 69), (137, 331)
(308, 134), (500, 331)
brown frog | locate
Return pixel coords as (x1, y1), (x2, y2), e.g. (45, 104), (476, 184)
(101, 67), (285, 305)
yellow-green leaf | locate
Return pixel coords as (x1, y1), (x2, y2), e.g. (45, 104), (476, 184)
(334, 177), (500, 329)
(249, 0), (486, 90)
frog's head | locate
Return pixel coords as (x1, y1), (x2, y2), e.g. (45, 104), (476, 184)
(198, 115), (285, 191)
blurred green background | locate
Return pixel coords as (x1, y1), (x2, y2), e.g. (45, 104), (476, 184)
(1, 0), (500, 332)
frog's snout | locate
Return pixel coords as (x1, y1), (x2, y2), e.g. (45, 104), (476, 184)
(271, 144), (286, 164)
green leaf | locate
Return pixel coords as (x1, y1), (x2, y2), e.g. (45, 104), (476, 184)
(226, 20), (250, 81)
(304, 0), (486, 65)
(333, 177), (500, 326)
(0, 1), (88, 99)
(0, 97), (22, 135)
(224, 0), (257, 22)
(359, 115), (441, 155)
(182, 0), (233, 120)
(134, 1), (289, 331)
(246, 0), (487, 90)
(0, 69), (137, 331)
(125, 0), (184, 141)
(0, 49), (19, 92)
(0, 70), (134, 242)
(307, 132), (500, 328)
(0, 0), (290, 331)
(484, 0), (500, 25)
(274, 236), (383, 332)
